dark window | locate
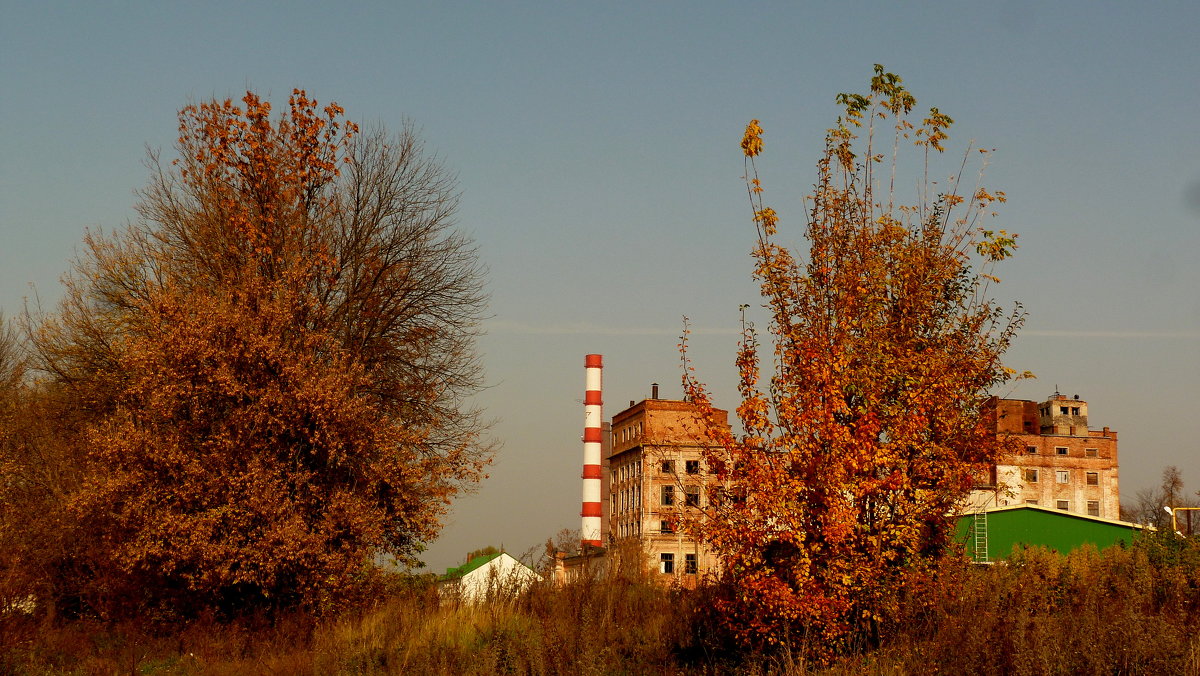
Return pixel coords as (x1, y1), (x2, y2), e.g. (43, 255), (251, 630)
(685, 487), (700, 507)
(685, 553), (698, 574)
(685, 460), (700, 475)
(1025, 499), (1039, 505)
(1071, 407), (1080, 416)
(1024, 468), (1039, 483)
(1026, 445), (1038, 454)
(1086, 472), (1099, 486)
(1087, 501), (1100, 517)
(661, 460), (674, 474)
(1057, 500), (1069, 510)
(660, 519), (673, 534)
(661, 485), (675, 506)
(660, 553), (674, 574)
(1085, 448), (1098, 458)
(1055, 447), (1069, 456)
(1060, 406), (1069, 415)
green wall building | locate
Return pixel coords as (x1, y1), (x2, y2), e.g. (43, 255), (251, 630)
(958, 504), (1147, 562)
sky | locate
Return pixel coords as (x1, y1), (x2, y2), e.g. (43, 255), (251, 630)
(2, 1), (1198, 573)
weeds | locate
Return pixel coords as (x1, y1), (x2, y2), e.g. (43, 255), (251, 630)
(3, 534), (1198, 674)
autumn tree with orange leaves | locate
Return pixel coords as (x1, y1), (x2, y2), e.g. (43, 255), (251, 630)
(681, 67), (1024, 656)
(8, 91), (490, 619)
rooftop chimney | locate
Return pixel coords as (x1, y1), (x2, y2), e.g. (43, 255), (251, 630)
(651, 382), (659, 400)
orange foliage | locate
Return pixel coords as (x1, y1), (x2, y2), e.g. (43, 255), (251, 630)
(15, 91), (489, 620)
(683, 67), (1024, 657)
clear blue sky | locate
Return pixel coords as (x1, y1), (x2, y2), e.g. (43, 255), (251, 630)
(3, 1), (1197, 572)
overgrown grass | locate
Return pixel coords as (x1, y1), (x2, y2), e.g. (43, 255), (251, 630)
(4, 535), (1198, 674)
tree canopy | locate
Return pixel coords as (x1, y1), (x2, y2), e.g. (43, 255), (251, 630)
(682, 67), (1024, 655)
(3, 90), (491, 619)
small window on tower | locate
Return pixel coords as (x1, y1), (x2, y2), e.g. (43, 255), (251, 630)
(1060, 406), (1069, 415)
(1071, 407), (1080, 416)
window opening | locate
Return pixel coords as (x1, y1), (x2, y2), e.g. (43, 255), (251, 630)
(661, 485), (675, 506)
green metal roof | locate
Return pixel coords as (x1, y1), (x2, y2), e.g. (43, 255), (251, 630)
(442, 551), (505, 580)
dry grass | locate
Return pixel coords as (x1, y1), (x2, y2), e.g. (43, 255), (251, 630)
(3, 534), (1198, 675)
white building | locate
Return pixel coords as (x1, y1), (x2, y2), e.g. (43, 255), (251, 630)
(439, 551), (541, 603)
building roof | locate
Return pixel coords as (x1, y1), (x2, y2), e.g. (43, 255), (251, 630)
(442, 552), (504, 580)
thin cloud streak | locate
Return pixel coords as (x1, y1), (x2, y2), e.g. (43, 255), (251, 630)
(1023, 329), (1200, 339)
(486, 322), (1198, 340)
(484, 320), (738, 336)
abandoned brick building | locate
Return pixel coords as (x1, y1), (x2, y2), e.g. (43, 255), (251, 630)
(972, 393), (1120, 518)
(603, 390), (728, 582)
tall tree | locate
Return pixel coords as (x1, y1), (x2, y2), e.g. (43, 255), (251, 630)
(21, 90), (490, 618)
(682, 67), (1024, 654)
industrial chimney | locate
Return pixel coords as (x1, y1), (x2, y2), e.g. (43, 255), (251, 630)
(581, 354), (604, 548)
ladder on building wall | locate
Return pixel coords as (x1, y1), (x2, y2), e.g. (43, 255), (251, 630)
(972, 509), (990, 564)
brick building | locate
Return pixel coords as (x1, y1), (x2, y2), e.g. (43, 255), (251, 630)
(971, 393), (1120, 519)
(604, 390), (728, 584)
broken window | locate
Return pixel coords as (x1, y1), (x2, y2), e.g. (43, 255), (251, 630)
(660, 553), (674, 574)
(661, 485), (675, 506)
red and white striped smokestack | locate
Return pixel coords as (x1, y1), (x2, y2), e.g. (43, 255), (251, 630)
(581, 354), (603, 548)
